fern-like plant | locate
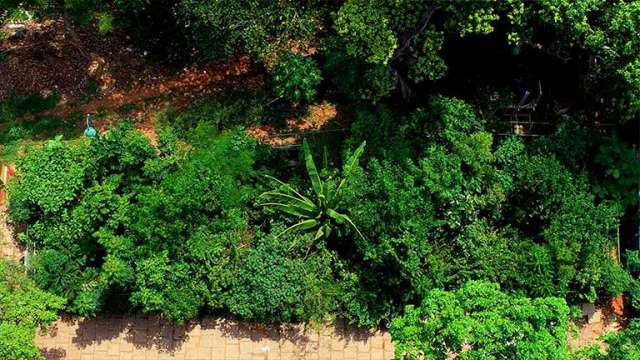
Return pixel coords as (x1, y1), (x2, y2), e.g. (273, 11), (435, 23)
(260, 139), (366, 242)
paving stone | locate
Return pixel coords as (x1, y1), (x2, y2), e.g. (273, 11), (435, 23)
(239, 340), (253, 354)
(383, 349), (394, 360)
(119, 353), (134, 360)
(145, 352), (159, 360)
(36, 316), (394, 359)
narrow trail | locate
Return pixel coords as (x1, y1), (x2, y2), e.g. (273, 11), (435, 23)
(2, 18), (261, 144)
(0, 206), (21, 261)
(1, 18), (342, 148)
(49, 57), (255, 122)
(247, 102), (346, 147)
(55, 57), (258, 144)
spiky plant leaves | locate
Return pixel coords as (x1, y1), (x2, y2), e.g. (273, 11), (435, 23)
(303, 139), (325, 200)
(260, 140), (367, 243)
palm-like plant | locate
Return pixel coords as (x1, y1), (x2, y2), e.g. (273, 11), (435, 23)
(259, 139), (366, 242)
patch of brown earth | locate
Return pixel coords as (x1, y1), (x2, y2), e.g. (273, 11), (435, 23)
(569, 306), (624, 352)
(1, 17), (261, 142)
(247, 102), (345, 147)
(69, 58), (256, 134)
(0, 207), (21, 262)
(1, 18), (167, 101)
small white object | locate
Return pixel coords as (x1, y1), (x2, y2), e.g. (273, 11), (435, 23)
(6, 24), (26, 30)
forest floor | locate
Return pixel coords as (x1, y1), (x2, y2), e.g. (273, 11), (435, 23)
(0, 16), (626, 357)
(1, 18), (341, 147)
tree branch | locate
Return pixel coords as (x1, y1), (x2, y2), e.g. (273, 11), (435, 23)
(387, 6), (439, 100)
(389, 6), (439, 65)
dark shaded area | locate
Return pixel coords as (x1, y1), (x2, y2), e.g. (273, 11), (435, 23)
(116, 0), (193, 67)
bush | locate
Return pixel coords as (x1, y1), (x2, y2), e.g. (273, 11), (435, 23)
(390, 281), (570, 360)
(8, 123), (259, 322)
(227, 229), (337, 323)
(505, 153), (622, 302)
(177, 0), (321, 61)
(338, 97), (623, 325)
(0, 260), (65, 360)
(158, 90), (269, 140)
(272, 52), (323, 104)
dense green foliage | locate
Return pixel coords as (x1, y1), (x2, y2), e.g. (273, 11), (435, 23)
(5, 1), (639, 121)
(3, 0), (640, 357)
(8, 95), (632, 329)
(337, 97), (626, 325)
(272, 52), (323, 104)
(8, 123), (257, 322)
(0, 260), (64, 360)
(0, 94), (76, 162)
(390, 281), (569, 359)
(226, 229), (337, 323)
(329, 0), (640, 116)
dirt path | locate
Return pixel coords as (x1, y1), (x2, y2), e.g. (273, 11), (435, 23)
(2, 17), (261, 144)
(569, 308), (623, 351)
(57, 57), (257, 144)
(0, 206), (21, 261)
(2, 17), (345, 148)
(49, 57), (255, 121)
(247, 102), (346, 147)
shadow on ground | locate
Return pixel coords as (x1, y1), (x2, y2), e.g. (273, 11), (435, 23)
(36, 313), (394, 359)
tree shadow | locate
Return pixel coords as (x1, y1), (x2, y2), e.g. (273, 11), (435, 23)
(66, 313), (384, 357)
(212, 317), (309, 344)
(71, 313), (194, 355)
(39, 347), (66, 360)
(332, 319), (378, 343)
(213, 317), (378, 348)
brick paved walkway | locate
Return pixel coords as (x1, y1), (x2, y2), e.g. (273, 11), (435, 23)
(36, 315), (395, 360)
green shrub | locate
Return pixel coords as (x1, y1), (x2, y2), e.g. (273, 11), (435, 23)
(8, 123), (259, 321)
(259, 139), (365, 243)
(337, 97), (623, 325)
(0, 260), (65, 360)
(272, 52), (322, 104)
(159, 90), (269, 140)
(227, 229), (337, 323)
(8, 93), (60, 117)
(505, 153), (622, 302)
(177, 0), (321, 61)
(130, 253), (204, 323)
(97, 12), (113, 33)
(391, 281), (570, 360)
